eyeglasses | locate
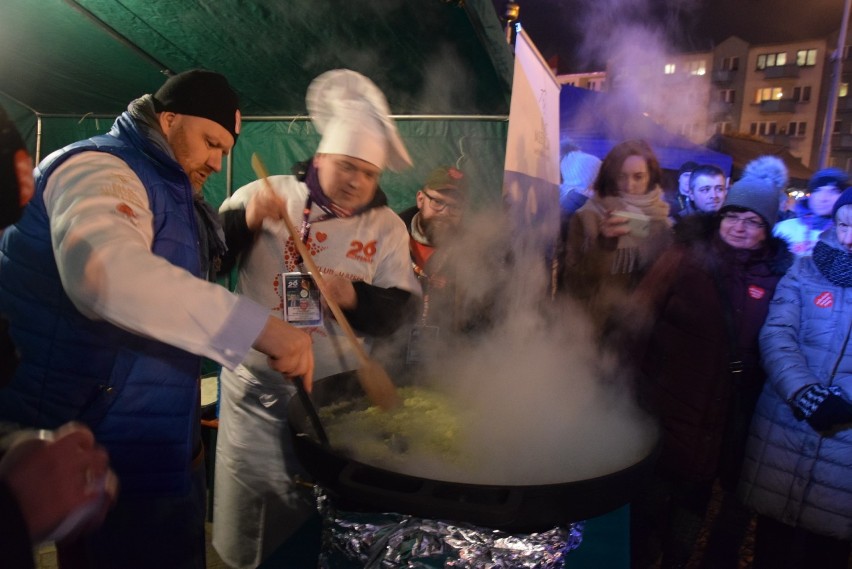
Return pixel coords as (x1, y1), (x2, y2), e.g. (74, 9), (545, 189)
(720, 212), (766, 230)
(422, 191), (463, 214)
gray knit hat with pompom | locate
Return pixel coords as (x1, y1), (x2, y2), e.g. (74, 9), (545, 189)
(721, 155), (789, 227)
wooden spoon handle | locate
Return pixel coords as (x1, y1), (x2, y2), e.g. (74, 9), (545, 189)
(251, 154), (369, 364)
(251, 153), (399, 410)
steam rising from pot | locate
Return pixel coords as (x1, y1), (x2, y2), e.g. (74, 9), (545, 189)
(327, 206), (658, 486)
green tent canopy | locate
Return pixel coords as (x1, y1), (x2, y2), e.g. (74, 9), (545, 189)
(1, 0), (514, 209)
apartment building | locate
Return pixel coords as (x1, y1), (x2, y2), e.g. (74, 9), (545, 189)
(657, 50), (713, 144)
(556, 71), (607, 92)
(734, 37), (827, 168)
(558, 33), (848, 169)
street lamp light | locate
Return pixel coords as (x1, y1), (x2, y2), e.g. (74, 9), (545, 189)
(503, 2), (520, 44)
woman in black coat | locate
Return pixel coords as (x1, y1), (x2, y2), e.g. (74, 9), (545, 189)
(628, 174), (793, 569)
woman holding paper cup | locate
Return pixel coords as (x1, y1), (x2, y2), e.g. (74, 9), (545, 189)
(562, 139), (673, 329)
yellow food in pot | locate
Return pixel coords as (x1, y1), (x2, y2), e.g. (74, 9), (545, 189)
(319, 386), (464, 465)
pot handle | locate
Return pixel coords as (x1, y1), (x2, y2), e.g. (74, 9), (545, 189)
(337, 462), (526, 526)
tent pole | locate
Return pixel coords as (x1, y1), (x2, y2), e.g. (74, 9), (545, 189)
(62, 0), (172, 76)
(35, 116), (43, 165)
(817, 0), (852, 169)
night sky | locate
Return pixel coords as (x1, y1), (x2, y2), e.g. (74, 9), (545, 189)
(495, 0), (848, 72)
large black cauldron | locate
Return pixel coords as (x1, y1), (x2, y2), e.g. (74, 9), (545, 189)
(288, 371), (659, 533)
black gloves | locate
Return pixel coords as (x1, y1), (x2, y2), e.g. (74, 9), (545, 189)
(793, 384), (852, 434)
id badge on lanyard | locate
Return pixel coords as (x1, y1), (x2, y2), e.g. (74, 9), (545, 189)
(281, 272), (323, 327)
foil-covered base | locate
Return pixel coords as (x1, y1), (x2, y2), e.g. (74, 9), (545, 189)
(317, 491), (584, 568)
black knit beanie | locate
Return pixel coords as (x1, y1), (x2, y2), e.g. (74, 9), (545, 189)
(832, 187), (852, 219)
(810, 167), (849, 192)
(152, 69), (241, 141)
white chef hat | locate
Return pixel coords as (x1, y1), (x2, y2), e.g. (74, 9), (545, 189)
(306, 69), (412, 172)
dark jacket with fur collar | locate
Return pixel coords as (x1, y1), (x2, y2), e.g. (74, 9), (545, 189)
(632, 215), (793, 483)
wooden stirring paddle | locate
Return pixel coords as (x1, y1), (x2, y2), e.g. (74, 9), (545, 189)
(251, 153), (401, 410)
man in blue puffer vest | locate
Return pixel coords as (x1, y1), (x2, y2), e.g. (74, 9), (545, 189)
(0, 70), (314, 569)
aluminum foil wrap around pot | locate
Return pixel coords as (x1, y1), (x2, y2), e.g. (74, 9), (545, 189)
(316, 491), (584, 568)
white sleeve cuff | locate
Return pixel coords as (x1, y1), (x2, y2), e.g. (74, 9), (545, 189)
(209, 297), (270, 370)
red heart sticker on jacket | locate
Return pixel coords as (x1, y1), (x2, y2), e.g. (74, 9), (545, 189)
(815, 291), (834, 308)
(748, 285), (765, 300)
(316, 232), (327, 242)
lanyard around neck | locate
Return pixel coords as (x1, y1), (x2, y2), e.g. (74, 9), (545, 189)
(295, 195), (335, 265)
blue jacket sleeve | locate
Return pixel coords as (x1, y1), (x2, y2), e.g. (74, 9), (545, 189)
(759, 261), (820, 403)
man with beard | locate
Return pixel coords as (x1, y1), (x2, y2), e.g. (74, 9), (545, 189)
(0, 70), (313, 569)
(397, 166), (468, 363)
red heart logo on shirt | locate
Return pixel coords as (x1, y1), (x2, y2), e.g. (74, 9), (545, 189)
(748, 285), (765, 300)
(815, 292), (834, 308)
(316, 232), (327, 242)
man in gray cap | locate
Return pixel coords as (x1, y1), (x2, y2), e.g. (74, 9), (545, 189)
(0, 69), (314, 568)
(213, 69), (419, 568)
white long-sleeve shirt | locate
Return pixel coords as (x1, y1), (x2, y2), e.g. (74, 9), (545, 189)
(220, 175), (419, 382)
(45, 151), (268, 370)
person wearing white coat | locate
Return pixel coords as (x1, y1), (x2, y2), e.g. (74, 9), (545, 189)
(212, 69), (419, 569)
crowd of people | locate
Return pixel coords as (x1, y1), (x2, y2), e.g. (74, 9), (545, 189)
(558, 143), (852, 569)
(2, 63), (852, 569)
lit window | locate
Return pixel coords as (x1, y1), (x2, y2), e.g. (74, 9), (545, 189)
(687, 60), (706, 76)
(755, 87), (784, 103)
(757, 52), (787, 69)
(664, 63), (676, 74)
(796, 49), (818, 67)
(841, 83), (849, 98)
